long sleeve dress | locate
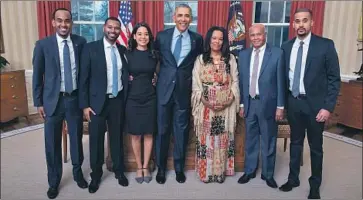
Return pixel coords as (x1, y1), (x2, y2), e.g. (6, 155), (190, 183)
(191, 54), (240, 183)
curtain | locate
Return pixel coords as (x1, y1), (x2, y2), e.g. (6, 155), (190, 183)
(288, 1), (325, 39)
(197, 1), (253, 47)
(37, 1), (71, 39)
(109, 1), (164, 37)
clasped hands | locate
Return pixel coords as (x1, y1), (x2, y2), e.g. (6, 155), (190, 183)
(201, 95), (234, 112)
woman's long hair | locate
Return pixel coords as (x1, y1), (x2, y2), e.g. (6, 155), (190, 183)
(202, 26), (231, 67)
(127, 22), (159, 61)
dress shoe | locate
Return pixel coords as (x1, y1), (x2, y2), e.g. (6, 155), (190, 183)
(156, 169), (166, 184)
(265, 178), (278, 188)
(47, 187), (58, 199)
(76, 177), (88, 189)
(118, 174), (129, 187)
(175, 171), (186, 183)
(308, 188), (321, 199)
(143, 168), (152, 183)
(279, 181), (300, 192)
(237, 173), (256, 184)
(88, 179), (100, 193)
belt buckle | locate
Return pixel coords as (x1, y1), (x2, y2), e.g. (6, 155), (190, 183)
(108, 94), (115, 98)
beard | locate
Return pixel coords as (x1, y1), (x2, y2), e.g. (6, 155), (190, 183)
(297, 28), (309, 37)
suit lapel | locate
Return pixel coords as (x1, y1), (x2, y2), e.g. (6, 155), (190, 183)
(51, 35), (61, 74)
(259, 44), (271, 77)
(70, 35), (79, 77)
(285, 39), (294, 78)
(246, 48), (252, 87)
(98, 39), (107, 74)
(304, 34), (316, 76)
(164, 29), (178, 66)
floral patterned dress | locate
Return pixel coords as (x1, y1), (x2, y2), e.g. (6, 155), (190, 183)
(191, 54), (240, 183)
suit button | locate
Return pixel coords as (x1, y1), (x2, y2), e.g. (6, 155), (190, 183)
(172, 81), (175, 83)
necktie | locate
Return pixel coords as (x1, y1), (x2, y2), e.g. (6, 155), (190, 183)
(292, 41), (304, 97)
(249, 49), (260, 98)
(111, 46), (118, 97)
(63, 40), (73, 93)
(173, 34), (183, 65)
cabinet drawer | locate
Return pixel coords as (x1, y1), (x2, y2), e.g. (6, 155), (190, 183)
(0, 99), (28, 122)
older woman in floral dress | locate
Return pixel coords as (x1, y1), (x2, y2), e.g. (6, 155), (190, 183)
(191, 26), (240, 183)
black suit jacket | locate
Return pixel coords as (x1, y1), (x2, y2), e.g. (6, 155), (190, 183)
(154, 28), (203, 109)
(78, 39), (129, 114)
(32, 34), (86, 116)
(281, 34), (340, 114)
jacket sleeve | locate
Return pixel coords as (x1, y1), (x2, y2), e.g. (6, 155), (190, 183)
(277, 49), (285, 108)
(78, 43), (91, 109)
(32, 40), (44, 107)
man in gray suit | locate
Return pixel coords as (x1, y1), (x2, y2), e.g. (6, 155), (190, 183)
(237, 24), (285, 188)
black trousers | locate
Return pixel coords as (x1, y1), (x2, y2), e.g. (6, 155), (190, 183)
(287, 94), (324, 189)
(44, 94), (84, 188)
(89, 91), (125, 180)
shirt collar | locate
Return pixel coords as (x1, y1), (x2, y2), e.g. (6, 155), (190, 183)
(173, 27), (189, 39)
(56, 33), (71, 45)
(103, 37), (117, 49)
(294, 31), (311, 47)
(253, 42), (266, 52)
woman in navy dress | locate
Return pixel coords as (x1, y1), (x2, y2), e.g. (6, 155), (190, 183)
(124, 22), (158, 183)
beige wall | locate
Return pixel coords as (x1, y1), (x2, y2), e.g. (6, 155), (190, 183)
(1, 1), (38, 114)
(323, 1), (362, 77)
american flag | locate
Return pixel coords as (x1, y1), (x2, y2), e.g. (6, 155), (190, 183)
(117, 1), (133, 47)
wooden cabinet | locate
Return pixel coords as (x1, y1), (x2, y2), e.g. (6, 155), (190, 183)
(334, 80), (363, 130)
(0, 70), (29, 122)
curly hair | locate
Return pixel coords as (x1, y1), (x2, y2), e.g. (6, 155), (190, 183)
(202, 26), (231, 67)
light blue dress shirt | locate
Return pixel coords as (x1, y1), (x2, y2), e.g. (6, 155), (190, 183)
(171, 27), (191, 66)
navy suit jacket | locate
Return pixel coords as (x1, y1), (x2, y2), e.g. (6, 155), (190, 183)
(281, 34), (340, 114)
(78, 39), (129, 114)
(154, 28), (203, 109)
(238, 44), (285, 118)
(32, 34), (86, 116)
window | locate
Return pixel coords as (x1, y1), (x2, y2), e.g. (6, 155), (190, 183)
(164, 1), (198, 32)
(71, 0), (109, 42)
(254, 1), (291, 47)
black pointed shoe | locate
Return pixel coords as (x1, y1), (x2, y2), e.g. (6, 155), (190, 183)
(47, 187), (58, 199)
(237, 173), (256, 184)
(156, 169), (166, 184)
(175, 171), (186, 183)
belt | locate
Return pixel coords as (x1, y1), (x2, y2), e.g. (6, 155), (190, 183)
(60, 89), (77, 97)
(289, 91), (307, 100)
(250, 95), (260, 100)
(107, 90), (123, 99)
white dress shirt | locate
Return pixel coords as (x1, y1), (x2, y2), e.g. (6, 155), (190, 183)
(171, 27), (191, 66)
(289, 32), (311, 94)
(103, 37), (123, 94)
(56, 34), (77, 92)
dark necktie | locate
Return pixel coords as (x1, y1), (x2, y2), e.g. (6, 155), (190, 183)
(292, 41), (304, 97)
(249, 49), (260, 98)
(63, 40), (73, 93)
(173, 34), (183, 64)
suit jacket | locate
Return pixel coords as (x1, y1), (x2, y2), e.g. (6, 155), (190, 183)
(238, 43), (285, 118)
(78, 39), (129, 114)
(32, 34), (86, 116)
(281, 34), (340, 114)
(154, 28), (203, 109)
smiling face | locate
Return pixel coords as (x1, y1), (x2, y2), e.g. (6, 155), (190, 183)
(52, 10), (72, 38)
(210, 30), (224, 52)
(249, 24), (266, 49)
(173, 7), (192, 33)
(133, 26), (150, 48)
(103, 19), (121, 44)
(293, 11), (314, 38)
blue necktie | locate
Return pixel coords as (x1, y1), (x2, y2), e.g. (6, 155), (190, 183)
(63, 40), (73, 93)
(173, 34), (182, 65)
(292, 41), (304, 97)
(111, 46), (118, 97)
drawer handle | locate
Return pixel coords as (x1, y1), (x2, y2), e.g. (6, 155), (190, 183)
(10, 76), (15, 79)
(12, 95), (18, 99)
(11, 85), (15, 88)
(13, 107), (18, 111)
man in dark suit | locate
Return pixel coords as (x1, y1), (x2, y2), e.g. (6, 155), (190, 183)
(154, 4), (203, 184)
(79, 17), (129, 193)
(237, 24), (285, 189)
(32, 8), (88, 199)
(279, 8), (340, 199)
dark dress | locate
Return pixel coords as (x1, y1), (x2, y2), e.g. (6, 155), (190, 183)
(124, 49), (157, 135)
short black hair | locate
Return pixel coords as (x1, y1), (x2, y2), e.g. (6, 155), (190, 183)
(104, 17), (121, 26)
(294, 8), (313, 18)
(52, 8), (72, 20)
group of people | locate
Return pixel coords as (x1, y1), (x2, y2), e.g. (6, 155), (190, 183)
(32, 4), (340, 200)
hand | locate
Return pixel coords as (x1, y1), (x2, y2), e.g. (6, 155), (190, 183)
(213, 104), (225, 112)
(152, 73), (157, 86)
(201, 96), (214, 110)
(129, 75), (134, 81)
(316, 109), (330, 122)
(83, 107), (96, 122)
(239, 107), (244, 118)
(37, 106), (46, 120)
(275, 108), (284, 121)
